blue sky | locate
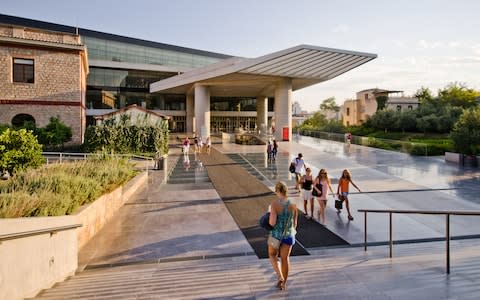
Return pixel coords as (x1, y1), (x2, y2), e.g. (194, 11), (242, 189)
(2, 0), (480, 112)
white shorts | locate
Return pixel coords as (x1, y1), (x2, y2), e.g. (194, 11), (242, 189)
(303, 189), (312, 200)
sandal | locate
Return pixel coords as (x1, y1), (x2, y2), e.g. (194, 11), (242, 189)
(348, 215), (354, 221)
(276, 279), (284, 288)
(279, 281), (287, 290)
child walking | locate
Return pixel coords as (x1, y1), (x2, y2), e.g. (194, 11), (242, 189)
(336, 169), (361, 221)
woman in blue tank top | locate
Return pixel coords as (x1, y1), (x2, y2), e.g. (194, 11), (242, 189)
(267, 181), (298, 290)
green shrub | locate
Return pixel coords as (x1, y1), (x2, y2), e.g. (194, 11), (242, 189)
(0, 128), (44, 175)
(84, 116), (169, 156)
(0, 158), (137, 217)
(450, 107), (480, 155)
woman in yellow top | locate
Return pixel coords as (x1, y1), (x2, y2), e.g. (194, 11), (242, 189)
(336, 169), (361, 221)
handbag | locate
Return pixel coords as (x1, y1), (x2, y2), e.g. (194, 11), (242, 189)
(267, 235), (281, 249)
(312, 183), (322, 197)
(259, 212), (274, 231)
(289, 162), (296, 173)
(335, 199), (343, 209)
(266, 202), (291, 249)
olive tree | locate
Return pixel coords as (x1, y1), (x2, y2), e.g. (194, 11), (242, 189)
(0, 128), (44, 175)
(450, 107), (480, 155)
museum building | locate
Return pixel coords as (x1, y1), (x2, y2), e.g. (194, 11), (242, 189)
(0, 13), (376, 143)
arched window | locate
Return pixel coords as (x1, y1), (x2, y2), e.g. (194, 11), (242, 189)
(11, 114), (36, 128)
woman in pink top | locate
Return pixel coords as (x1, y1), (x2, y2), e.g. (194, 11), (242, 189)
(313, 169), (335, 226)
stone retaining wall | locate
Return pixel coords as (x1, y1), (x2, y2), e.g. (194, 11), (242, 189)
(0, 171), (148, 300)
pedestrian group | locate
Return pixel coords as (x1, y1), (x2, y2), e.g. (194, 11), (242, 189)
(265, 151), (362, 291)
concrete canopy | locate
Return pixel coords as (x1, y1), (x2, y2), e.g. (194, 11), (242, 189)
(150, 44), (377, 96)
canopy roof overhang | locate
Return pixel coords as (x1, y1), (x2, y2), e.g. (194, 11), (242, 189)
(150, 44), (377, 97)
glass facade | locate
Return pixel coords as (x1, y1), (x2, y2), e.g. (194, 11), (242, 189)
(82, 36), (221, 68)
(211, 97), (274, 112)
(81, 34), (267, 133)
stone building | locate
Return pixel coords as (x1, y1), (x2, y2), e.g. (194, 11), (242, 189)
(0, 22), (88, 143)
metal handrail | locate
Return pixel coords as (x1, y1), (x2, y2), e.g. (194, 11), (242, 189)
(358, 209), (480, 274)
(0, 224), (82, 244)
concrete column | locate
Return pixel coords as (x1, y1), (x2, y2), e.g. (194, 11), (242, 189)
(194, 84), (210, 138)
(273, 78), (292, 141)
(186, 94), (194, 134)
(256, 96), (268, 135)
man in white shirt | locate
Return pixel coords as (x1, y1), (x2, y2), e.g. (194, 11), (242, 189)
(291, 153), (306, 191)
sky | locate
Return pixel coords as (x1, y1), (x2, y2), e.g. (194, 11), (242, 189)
(2, 0), (480, 112)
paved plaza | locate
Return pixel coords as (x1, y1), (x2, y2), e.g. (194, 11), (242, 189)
(35, 136), (480, 299)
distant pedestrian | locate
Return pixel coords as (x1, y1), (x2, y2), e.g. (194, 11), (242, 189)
(194, 135), (199, 153)
(198, 137), (203, 153)
(300, 167), (314, 219)
(336, 169), (361, 221)
(272, 139), (278, 160)
(267, 141), (273, 161)
(182, 136), (190, 155)
(267, 181), (298, 291)
(205, 136), (211, 154)
(291, 153), (306, 191)
(314, 169), (335, 225)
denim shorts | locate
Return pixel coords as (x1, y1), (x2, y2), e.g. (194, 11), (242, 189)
(281, 235), (296, 246)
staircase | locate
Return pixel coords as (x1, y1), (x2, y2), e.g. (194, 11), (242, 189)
(33, 239), (480, 299)
(167, 154), (210, 185)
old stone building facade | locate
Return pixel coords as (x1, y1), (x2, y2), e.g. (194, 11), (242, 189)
(0, 23), (88, 143)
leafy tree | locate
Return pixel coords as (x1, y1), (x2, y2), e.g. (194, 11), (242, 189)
(37, 117), (72, 148)
(415, 87), (434, 103)
(0, 128), (44, 175)
(301, 111), (328, 129)
(368, 110), (396, 132)
(395, 110), (417, 133)
(375, 95), (388, 111)
(438, 82), (478, 108)
(319, 97), (340, 112)
(450, 107), (480, 155)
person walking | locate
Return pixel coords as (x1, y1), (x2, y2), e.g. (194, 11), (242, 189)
(267, 141), (273, 161)
(313, 169), (335, 226)
(205, 136), (211, 154)
(291, 153), (306, 191)
(336, 169), (361, 221)
(300, 167), (314, 219)
(272, 139), (278, 160)
(182, 136), (190, 155)
(267, 181), (298, 291)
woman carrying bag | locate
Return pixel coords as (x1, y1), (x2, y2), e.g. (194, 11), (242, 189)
(267, 181), (298, 291)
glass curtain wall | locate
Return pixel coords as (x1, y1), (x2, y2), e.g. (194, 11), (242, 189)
(82, 36), (221, 68)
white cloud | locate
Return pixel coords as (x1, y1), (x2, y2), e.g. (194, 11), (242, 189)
(418, 39), (443, 49)
(332, 24), (350, 33)
(391, 40), (407, 48)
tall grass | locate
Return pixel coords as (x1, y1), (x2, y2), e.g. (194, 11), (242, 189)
(0, 158), (137, 218)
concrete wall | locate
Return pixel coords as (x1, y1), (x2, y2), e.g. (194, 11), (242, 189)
(75, 171), (148, 249)
(0, 171), (148, 300)
(0, 216), (79, 300)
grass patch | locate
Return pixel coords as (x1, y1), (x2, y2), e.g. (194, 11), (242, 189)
(0, 158), (138, 218)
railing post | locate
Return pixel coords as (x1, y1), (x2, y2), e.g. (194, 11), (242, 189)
(364, 211), (367, 251)
(389, 212), (393, 258)
(446, 214), (450, 274)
